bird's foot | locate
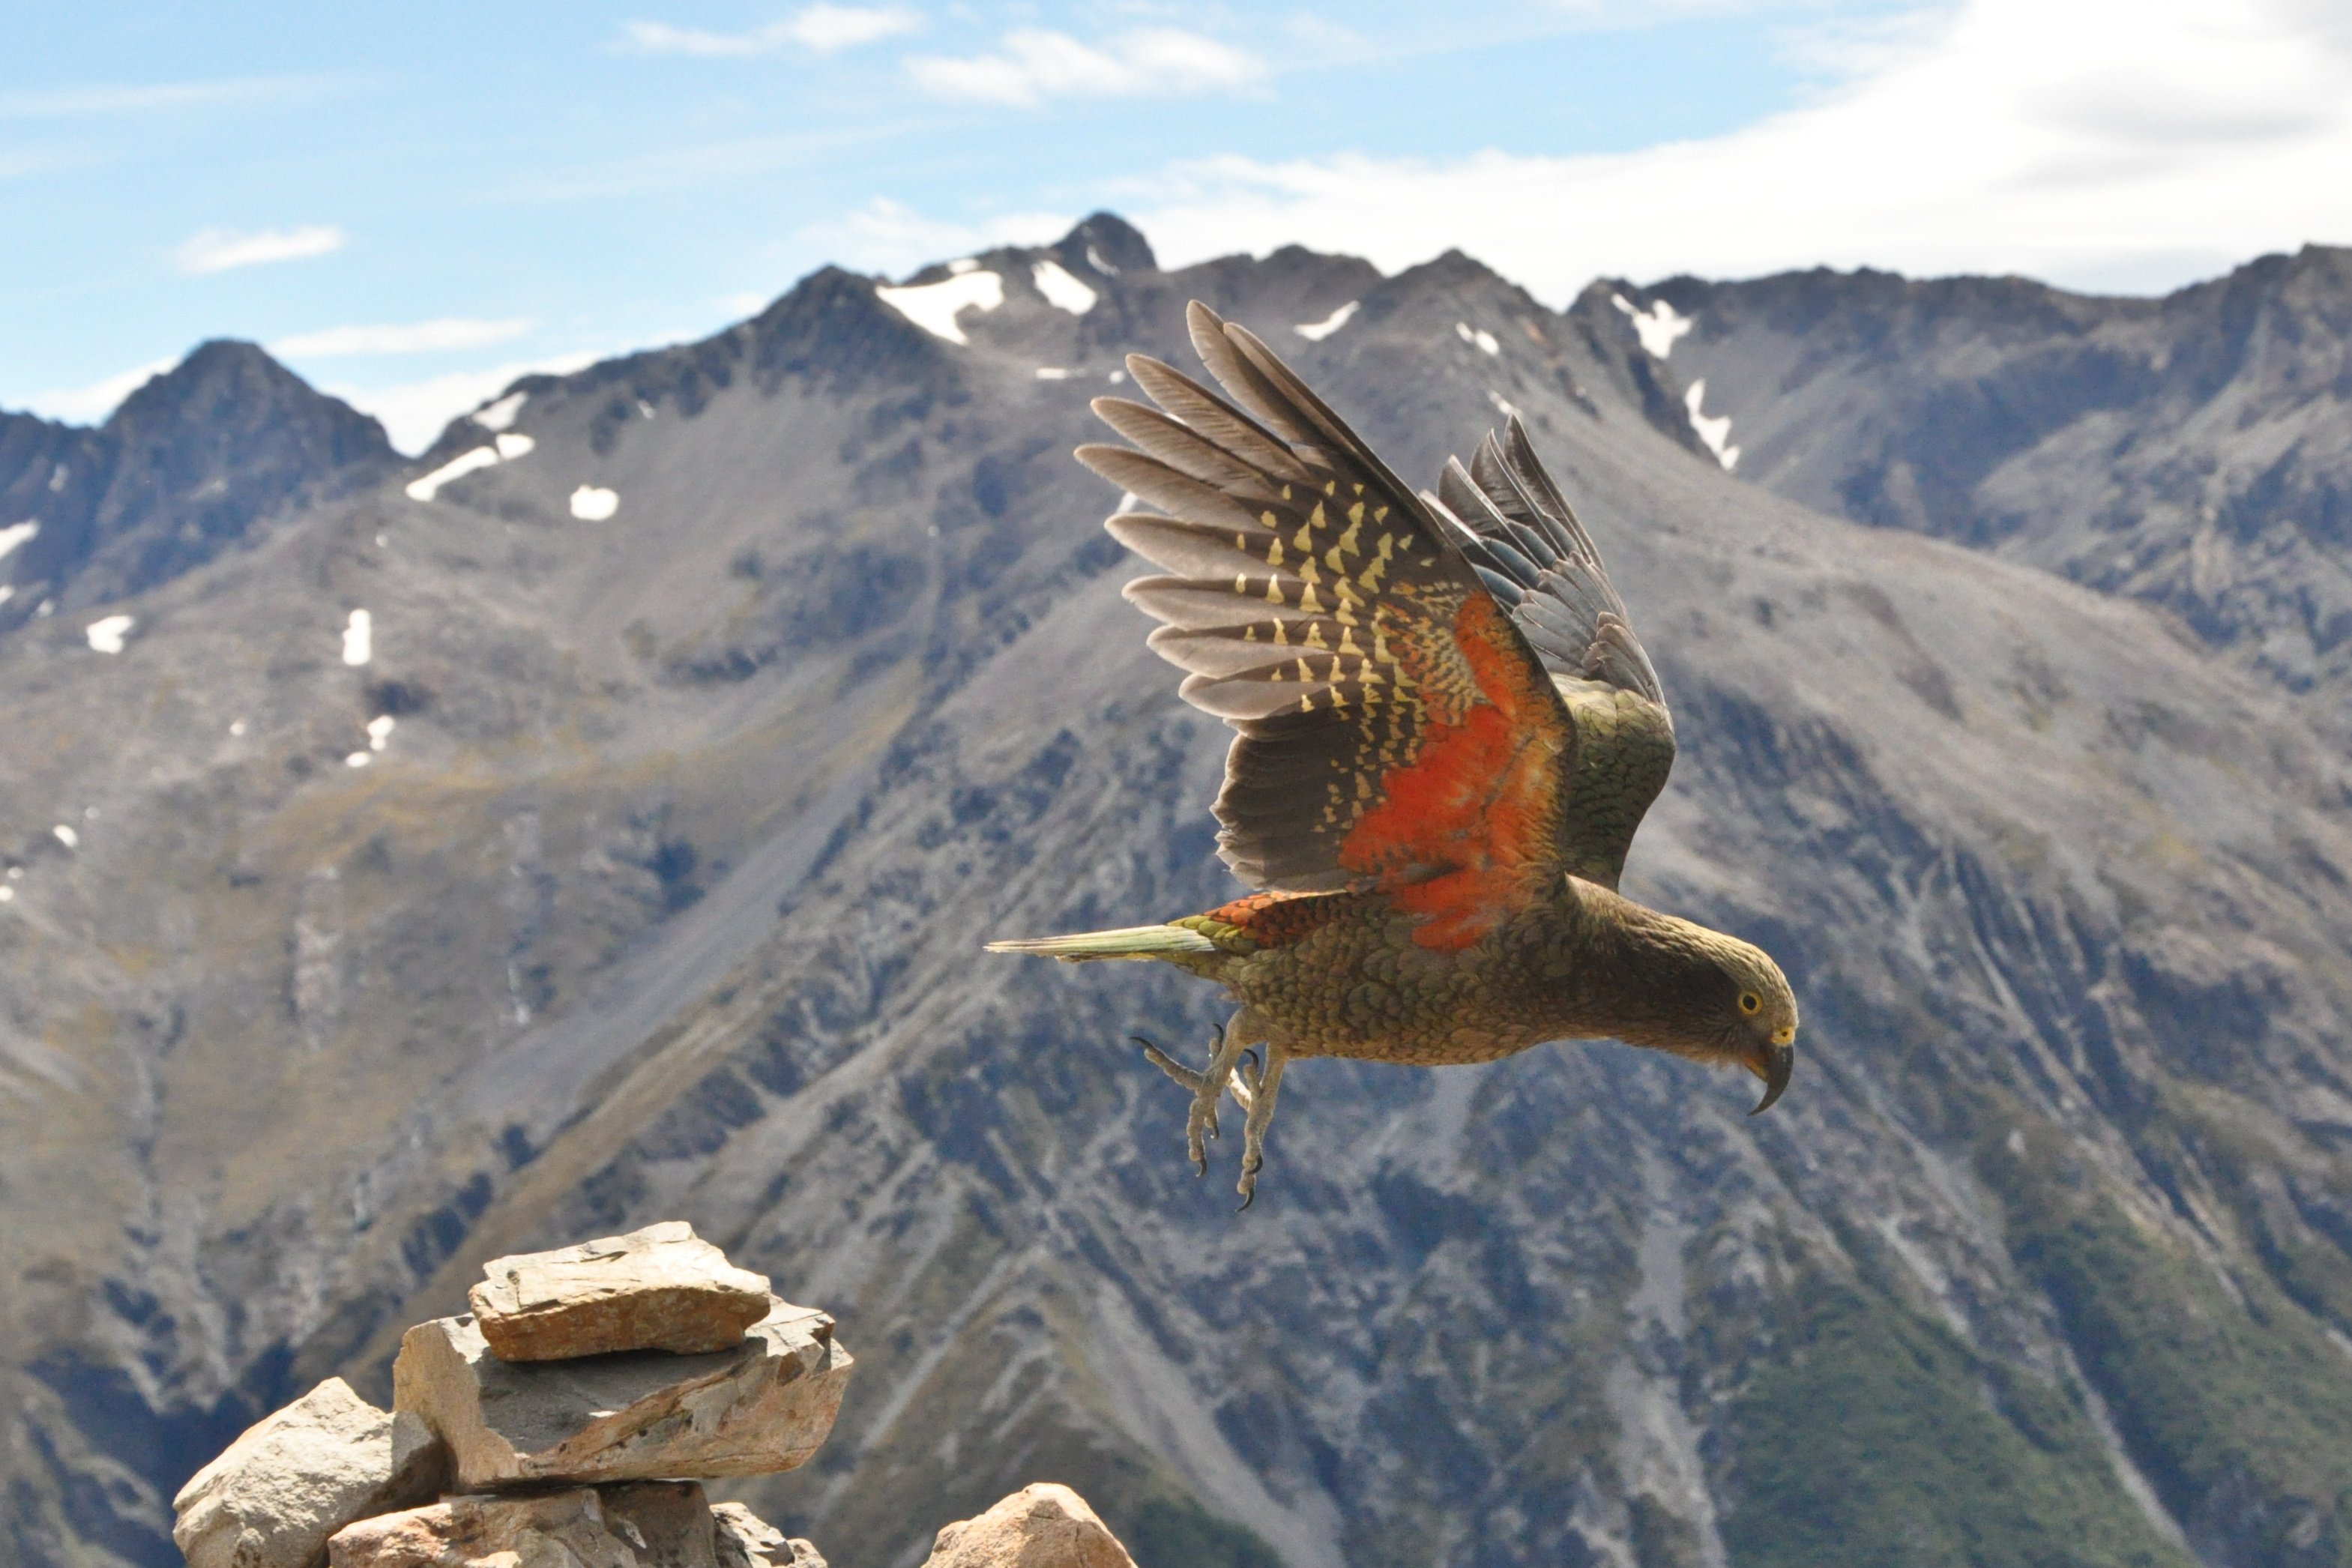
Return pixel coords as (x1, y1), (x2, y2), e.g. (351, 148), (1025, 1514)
(1136, 1025), (1249, 1177)
(1234, 1044), (1288, 1212)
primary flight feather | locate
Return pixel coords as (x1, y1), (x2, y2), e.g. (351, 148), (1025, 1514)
(989, 301), (1798, 1206)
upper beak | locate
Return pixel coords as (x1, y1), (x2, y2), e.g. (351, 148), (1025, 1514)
(1746, 1040), (1795, 1115)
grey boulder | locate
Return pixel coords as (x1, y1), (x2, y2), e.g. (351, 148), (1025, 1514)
(394, 1300), (851, 1488)
(327, 1483), (720, 1567)
(920, 1486), (1137, 1568)
(172, 1377), (447, 1568)
(712, 1501), (827, 1567)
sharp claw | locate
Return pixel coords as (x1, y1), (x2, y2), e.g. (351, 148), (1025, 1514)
(1236, 1189), (1255, 1213)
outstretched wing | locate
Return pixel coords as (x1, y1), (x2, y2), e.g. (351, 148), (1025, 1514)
(1437, 416), (1675, 888)
(1079, 303), (1575, 952)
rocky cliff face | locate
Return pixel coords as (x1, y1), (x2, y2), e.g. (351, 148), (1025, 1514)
(6, 216), (2352, 1568)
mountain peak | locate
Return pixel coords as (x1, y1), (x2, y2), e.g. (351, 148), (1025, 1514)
(0, 340), (393, 623)
(107, 340), (388, 452)
(1054, 211), (1155, 275)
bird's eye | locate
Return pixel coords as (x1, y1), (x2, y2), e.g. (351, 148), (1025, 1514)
(1740, 992), (1763, 1016)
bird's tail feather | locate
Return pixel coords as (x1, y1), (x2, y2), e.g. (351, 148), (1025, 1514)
(984, 924), (1217, 962)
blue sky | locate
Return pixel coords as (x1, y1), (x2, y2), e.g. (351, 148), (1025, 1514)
(8, 1), (2350, 450)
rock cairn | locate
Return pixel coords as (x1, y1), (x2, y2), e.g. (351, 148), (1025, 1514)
(172, 1221), (1144, 1568)
(173, 1222), (848, 1568)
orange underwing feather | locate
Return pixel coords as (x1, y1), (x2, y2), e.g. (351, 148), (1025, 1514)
(1086, 303), (1585, 952)
(1333, 593), (1567, 950)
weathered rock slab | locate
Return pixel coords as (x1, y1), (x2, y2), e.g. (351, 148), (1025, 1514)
(921, 1486), (1137, 1568)
(172, 1376), (447, 1568)
(326, 1483), (721, 1567)
(712, 1501), (827, 1567)
(394, 1300), (851, 1488)
(470, 1221), (774, 1361)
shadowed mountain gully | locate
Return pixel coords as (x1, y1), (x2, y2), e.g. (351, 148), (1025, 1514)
(5, 215), (2352, 1568)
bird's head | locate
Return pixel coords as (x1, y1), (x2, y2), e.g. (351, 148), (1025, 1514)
(1613, 911), (1799, 1114)
(1707, 935), (1799, 1114)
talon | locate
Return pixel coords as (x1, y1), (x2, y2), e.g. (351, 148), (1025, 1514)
(1236, 1188), (1255, 1213)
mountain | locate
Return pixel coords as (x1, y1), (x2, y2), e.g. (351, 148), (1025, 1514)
(0, 341), (395, 631)
(1619, 247), (2352, 696)
(6, 215), (2352, 1568)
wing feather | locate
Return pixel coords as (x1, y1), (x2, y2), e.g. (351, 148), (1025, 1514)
(1442, 414), (1677, 885)
(1088, 302), (1582, 947)
(1124, 356), (1315, 486)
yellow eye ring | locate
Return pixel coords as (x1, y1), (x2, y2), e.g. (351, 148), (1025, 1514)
(1740, 992), (1763, 1016)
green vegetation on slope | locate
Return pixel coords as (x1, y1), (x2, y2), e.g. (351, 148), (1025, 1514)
(1982, 1115), (2352, 1564)
(1720, 1282), (2192, 1568)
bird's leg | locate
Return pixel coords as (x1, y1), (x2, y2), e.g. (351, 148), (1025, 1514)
(1136, 1023), (1248, 1175)
(1234, 1043), (1289, 1211)
(1227, 1049), (1261, 1115)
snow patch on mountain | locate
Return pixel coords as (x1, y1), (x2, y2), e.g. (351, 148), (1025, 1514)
(570, 486), (620, 521)
(1295, 301), (1358, 341)
(1032, 259), (1097, 315)
(405, 446), (500, 501)
(471, 391), (528, 432)
(1614, 294), (1694, 358)
(1684, 379), (1740, 469)
(878, 271), (1005, 343)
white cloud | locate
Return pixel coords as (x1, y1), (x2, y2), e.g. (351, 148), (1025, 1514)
(24, 356), (179, 424)
(907, 27), (1266, 107)
(622, 6), (917, 56)
(330, 353), (600, 456)
(270, 318), (534, 358)
(788, 4), (920, 51)
(175, 224), (346, 275)
(0, 76), (325, 118)
(800, 196), (1069, 277)
(1122, 0), (2352, 298)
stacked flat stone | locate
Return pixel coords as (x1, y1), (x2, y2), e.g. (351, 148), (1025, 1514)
(172, 1222), (847, 1568)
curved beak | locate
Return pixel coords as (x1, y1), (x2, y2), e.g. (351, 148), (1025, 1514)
(1746, 1041), (1795, 1115)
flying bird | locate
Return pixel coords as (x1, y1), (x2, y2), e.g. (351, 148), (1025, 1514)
(989, 302), (1797, 1206)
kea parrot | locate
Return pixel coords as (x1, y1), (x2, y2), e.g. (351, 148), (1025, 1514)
(989, 302), (1799, 1207)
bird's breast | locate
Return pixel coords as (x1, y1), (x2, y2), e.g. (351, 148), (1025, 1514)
(1224, 899), (1594, 1065)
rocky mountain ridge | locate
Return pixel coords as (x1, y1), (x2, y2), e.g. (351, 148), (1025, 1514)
(0, 343), (396, 633)
(4, 216), (2352, 1568)
(1628, 245), (2352, 696)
